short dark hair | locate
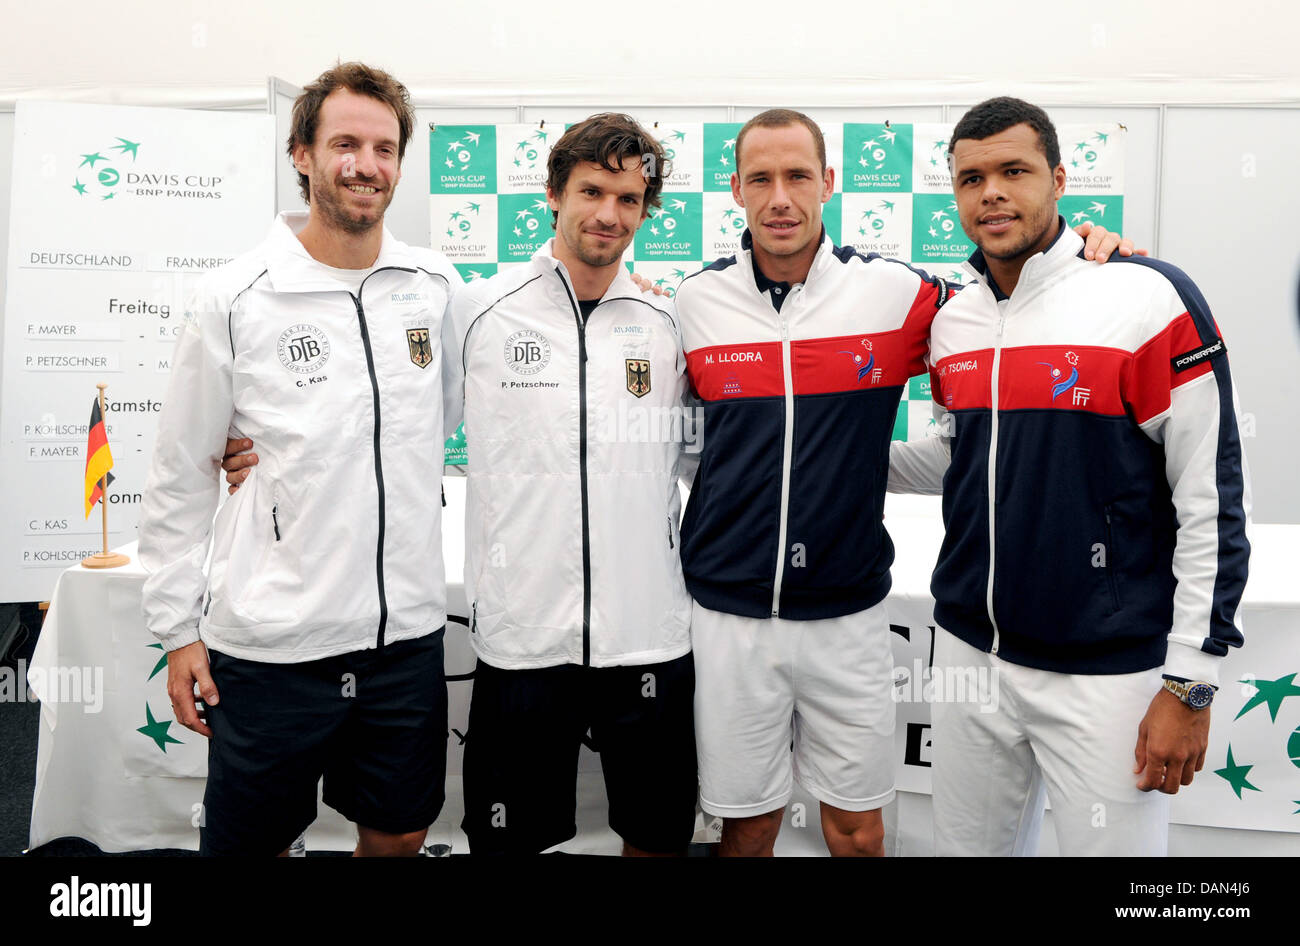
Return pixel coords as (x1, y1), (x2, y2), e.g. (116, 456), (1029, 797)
(288, 62), (415, 204)
(735, 109), (827, 175)
(949, 96), (1061, 169)
(546, 113), (668, 226)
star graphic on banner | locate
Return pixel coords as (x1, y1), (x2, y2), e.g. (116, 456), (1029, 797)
(719, 155), (729, 167)
(718, 224), (728, 235)
(137, 703), (183, 752)
(671, 130), (687, 142)
(516, 139), (530, 149)
(513, 226), (522, 236)
(861, 138), (877, 150)
(450, 211), (462, 220)
(535, 129), (548, 142)
(146, 643), (167, 681)
(1072, 210), (1088, 223)
(532, 198), (549, 212)
(1089, 201), (1107, 216)
(723, 138), (735, 150)
(1075, 141), (1088, 153)
(1235, 673), (1300, 722)
(654, 276), (668, 287)
(670, 198), (687, 211)
(723, 208), (737, 218)
(881, 200), (895, 212)
(102, 193), (114, 200)
(1094, 131), (1109, 144)
(513, 158), (521, 167)
(466, 270), (483, 280)
(928, 226), (937, 237)
(447, 141), (461, 152)
(859, 157), (869, 167)
(445, 158), (454, 168)
(650, 224), (660, 235)
(446, 228), (454, 238)
(947, 271), (963, 282)
(467, 202), (481, 214)
(79, 152), (106, 167)
(464, 131), (481, 145)
(1214, 746), (1260, 799)
(72, 180), (87, 195)
(933, 140), (946, 151)
(113, 137), (141, 159)
(882, 129), (897, 144)
(859, 226), (867, 236)
(930, 157), (938, 166)
(671, 269), (686, 279)
(861, 209), (875, 219)
(515, 209), (532, 220)
(931, 209), (948, 221)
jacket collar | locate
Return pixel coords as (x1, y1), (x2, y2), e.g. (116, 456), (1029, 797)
(263, 211), (417, 293)
(740, 226), (832, 294)
(961, 215), (1081, 301)
(531, 238), (647, 304)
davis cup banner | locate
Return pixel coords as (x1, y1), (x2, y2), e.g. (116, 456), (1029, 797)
(0, 102), (274, 602)
(429, 119), (1125, 450)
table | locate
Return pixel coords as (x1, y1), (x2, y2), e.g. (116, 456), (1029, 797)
(27, 485), (1300, 855)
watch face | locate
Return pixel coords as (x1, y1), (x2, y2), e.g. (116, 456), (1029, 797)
(1187, 683), (1215, 709)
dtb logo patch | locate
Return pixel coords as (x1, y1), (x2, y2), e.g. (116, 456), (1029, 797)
(504, 329), (551, 375)
(277, 323), (330, 374)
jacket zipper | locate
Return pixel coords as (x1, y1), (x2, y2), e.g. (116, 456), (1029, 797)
(556, 272), (593, 666)
(986, 298), (1008, 653)
(353, 266), (415, 650)
(271, 503), (280, 541)
(1103, 505), (1120, 610)
(770, 288), (798, 618)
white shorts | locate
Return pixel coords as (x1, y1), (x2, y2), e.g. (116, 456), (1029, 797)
(691, 599), (896, 818)
(931, 628), (1171, 856)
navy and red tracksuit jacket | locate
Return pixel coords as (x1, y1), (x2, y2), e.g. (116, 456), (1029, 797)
(674, 228), (949, 620)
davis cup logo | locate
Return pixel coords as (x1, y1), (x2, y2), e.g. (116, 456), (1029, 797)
(928, 201), (959, 243)
(857, 200), (895, 238)
(277, 323), (331, 374)
(445, 130), (483, 171)
(1069, 130), (1110, 171)
(512, 128), (548, 170)
(504, 329), (551, 375)
(443, 201), (483, 241)
(72, 135), (140, 200)
(715, 206), (745, 239)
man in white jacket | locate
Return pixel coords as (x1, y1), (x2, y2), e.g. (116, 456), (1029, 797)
(138, 63), (461, 856)
(441, 114), (697, 856)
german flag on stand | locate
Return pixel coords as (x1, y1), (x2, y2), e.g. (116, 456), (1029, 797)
(84, 398), (115, 518)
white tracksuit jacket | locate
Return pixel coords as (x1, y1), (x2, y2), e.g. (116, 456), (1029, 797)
(443, 240), (692, 669)
(139, 212), (461, 663)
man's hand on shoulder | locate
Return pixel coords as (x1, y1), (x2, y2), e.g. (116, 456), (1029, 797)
(630, 272), (667, 296)
(166, 640), (219, 738)
(1073, 220), (1149, 262)
(1134, 687), (1210, 794)
(222, 437), (257, 493)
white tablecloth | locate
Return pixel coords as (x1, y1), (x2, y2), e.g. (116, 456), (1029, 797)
(27, 486), (1300, 854)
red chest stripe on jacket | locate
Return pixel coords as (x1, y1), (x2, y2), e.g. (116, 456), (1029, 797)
(933, 346), (1130, 415)
(687, 342), (785, 400)
(998, 346), (1128, 414)
(932, 350), (993, 410)
(1126, 312), (1214, 425)
(792, 330), (918, 394)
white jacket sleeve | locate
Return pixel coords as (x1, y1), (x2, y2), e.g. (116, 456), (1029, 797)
(888, 398), (950, 494)
(1129, 272), (1251, 687)
(138, 284), (236, 651)
(439, 272), (466, 442)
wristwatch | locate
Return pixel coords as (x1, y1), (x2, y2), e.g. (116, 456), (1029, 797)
(1162, 676), (1216, 710)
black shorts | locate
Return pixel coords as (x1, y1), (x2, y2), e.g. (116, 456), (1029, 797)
(461, 652), (697, 855)
(200, 629), (448, 856)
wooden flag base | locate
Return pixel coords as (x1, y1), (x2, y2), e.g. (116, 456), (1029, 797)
(81, 551), (130, 569)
